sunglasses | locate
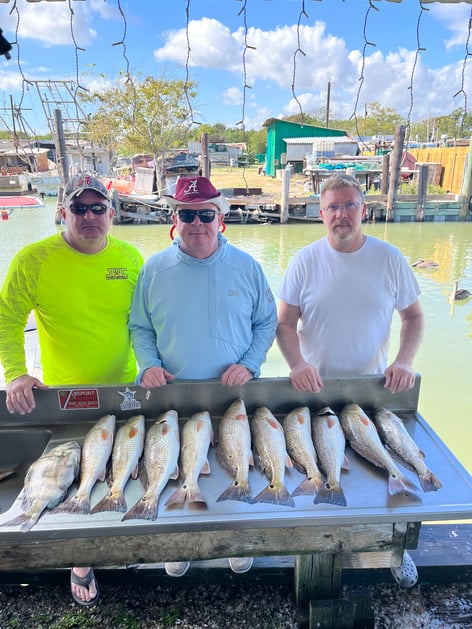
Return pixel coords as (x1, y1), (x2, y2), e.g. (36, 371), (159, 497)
(177, 209), (216, 224)
(69, 203), (109, 215)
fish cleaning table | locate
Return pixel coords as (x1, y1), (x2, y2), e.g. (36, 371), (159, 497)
(0, 376), (471, 628)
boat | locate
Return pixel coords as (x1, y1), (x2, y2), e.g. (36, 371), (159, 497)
(0, 194), (45, 213)
(28, 173), (62, 197)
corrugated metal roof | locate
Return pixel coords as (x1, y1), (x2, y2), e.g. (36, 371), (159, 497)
(283, 137), (358, 145)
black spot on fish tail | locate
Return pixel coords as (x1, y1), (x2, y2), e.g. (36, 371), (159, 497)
(388, 473), (420, 496)
(252, 483), (295, 508)
(291, 476), (324, 498)
(217, 480), (252, 504)
(122, 495), (159, 521)
(313, 481), (347, 507)
(90, 489), (127, 514)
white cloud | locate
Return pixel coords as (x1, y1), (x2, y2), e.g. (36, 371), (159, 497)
(222, 87), (243, 106)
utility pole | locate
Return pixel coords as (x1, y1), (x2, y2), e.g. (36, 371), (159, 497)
(325, 82), (331, 128)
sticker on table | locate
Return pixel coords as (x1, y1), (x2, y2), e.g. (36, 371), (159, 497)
(117, 387), (142, 412)
(58, 389), (100, 410)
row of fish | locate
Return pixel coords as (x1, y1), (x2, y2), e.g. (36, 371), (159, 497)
(2, 400), (441, 532)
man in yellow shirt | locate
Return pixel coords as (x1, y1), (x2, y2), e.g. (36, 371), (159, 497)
(0, 173), (143, 605)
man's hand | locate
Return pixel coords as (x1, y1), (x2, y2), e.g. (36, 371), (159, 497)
(384, 361), (416, 394)
(289, 362), (324, 393)
(6, 375), (48, 415)
(221, 364), (253, 386)
(140, 366), (174, 388)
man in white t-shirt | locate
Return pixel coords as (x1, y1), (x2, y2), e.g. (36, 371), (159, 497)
(277, 173), (424, 395)
(276, 173), (424, 589)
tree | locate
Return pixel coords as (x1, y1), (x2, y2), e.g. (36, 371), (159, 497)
(80, 73), (197, 192)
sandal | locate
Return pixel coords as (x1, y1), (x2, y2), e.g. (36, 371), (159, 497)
(70, 568), (100, 606)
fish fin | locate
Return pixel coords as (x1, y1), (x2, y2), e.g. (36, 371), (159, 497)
(388, 473), (420, 496)
(418, 470), (442, 492)
(3, 512), (38, 532)
(164, 486), (187, 507)
(285, 454), (293, 468)
(252, 483), (295, 508)
(90, 488), (127, 514)
(187, 487), (208, 506)
(341, 454), (350, 471)
(122, 495), (159, 521)
(291, 475), (324, 498)
(314, 481), (347, 507)
(138, 463), (149, 490)
(249, 452), (254, 467)
(170, 465), (180, 481)
(201, 459), (211, 475)
(97, 468), (108, 483)
(217, 480), (252, 504)
(384, 445), (417, 471)
(52, 493), (90, 515)
(130, 463), (140, 480)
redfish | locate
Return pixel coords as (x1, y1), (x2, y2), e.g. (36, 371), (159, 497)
(283, 406), (324, 498)
(123, 410), (180, 521)
(374, 408), (442, 492)
(165, 411), (213, 508)
(90, 414), (145, 514)
(340, 404), (418, 496)
(311, 407), (349, 507)
(216, 399), (254, 504)
(251, 407), (294, 508)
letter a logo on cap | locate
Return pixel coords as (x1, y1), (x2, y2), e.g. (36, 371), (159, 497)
(184, 179), (199, 196)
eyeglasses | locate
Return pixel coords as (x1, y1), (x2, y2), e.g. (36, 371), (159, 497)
(177, 209), (216, 223)
(69, 203), (109, 215)
(323, 201), (362, 214)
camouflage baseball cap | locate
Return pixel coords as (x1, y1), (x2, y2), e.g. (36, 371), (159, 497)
(65, 173), (109, 203)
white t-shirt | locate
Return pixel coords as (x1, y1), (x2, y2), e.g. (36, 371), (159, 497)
(278, 235), (420, 376)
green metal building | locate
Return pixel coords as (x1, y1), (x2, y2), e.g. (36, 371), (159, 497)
(262, 118), (347, 176)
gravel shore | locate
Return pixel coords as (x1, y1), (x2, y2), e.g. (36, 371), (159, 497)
(0, 575), (470, 628)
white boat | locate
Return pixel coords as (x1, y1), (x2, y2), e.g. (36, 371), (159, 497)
(28, 173), (62, 197)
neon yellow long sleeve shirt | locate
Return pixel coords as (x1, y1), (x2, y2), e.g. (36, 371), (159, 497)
(0, 232), (143, 385)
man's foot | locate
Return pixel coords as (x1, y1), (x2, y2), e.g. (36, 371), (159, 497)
(228, 557), (254, 574)
(70, 567), (99, 606)
(390, 551), (418, 588)
(164, 561), (190, 577)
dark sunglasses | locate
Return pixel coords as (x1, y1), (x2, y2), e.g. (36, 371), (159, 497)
(178, 209), (216, 223)
(69, 203), (109, 215)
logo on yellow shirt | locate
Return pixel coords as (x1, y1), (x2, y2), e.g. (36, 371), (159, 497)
(106, 267), (129, 280)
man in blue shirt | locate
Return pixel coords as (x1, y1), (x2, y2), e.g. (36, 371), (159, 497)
(129, 175), (277, 576)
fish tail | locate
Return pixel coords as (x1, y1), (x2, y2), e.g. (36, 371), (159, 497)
(388, 473), (419, 496)
(122, 495), (158, 522)
(3, 513), (37, 532)
(90, 489), (127, 514)
(217, 480), (252, 504)
(313, 481), (347, 507)
(164, 486), (188, 507)
(291, 476), (324, 498)
(253, 483), (295, 508)
(418, 470), (442, 492)
(53, 494), (90, 515)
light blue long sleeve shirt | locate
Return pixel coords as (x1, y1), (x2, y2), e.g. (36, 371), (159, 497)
(129, 234), (277, 383)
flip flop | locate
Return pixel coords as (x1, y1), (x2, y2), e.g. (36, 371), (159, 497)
(70, 568), (100, 606)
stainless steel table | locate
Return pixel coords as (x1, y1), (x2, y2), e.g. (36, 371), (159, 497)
(0, 377), (470, 627)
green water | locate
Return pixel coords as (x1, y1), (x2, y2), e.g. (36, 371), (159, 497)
(1, 201), (471, 474)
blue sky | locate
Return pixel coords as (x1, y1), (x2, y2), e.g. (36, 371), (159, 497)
(0, 0), (471, 136)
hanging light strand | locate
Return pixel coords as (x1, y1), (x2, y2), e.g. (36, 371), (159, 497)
(350, 0), (377, 152)
(453, 7), (472, 134)
(9, 1), (33, 113)
(183, 0), (200, 127)
(236, 0), (256, 189)
(291, 0), (308, 125)
(405, 1), (428, 145)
